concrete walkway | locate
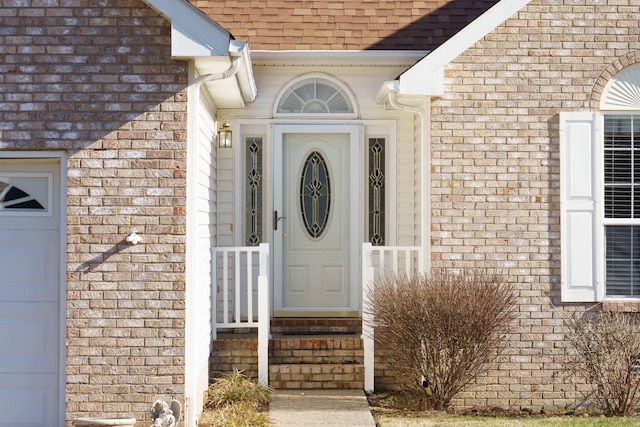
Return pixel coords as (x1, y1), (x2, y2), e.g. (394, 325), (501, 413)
(269, 389), (377, 427)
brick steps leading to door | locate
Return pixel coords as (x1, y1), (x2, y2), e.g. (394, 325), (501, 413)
(269, 334), (364, 389)
(210, 319), (365, 389)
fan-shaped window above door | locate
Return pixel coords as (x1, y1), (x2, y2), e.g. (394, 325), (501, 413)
(275, 76), (357, 117)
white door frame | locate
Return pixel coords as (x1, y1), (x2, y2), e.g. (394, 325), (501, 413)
(0, 151), (66, 427)
(272, 124), (362, 315)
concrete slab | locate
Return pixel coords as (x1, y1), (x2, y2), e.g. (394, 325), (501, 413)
(269, 389), (376, 427)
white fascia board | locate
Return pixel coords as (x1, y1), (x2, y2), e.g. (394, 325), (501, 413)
(399, 0), (532, 96)
(142, 0), (231, 58)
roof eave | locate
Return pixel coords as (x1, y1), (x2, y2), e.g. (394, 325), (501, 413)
(397, 0), (533, 97)
(143, 0), (231, 57)
(142, 0), (257, 107)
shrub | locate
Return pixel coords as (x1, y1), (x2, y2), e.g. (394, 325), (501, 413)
(199, 369), (272, 427)
(565, 311), (640, 416)
(366, 269), (517, 410)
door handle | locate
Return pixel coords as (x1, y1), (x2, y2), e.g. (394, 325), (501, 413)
(273, 210), (286, 231)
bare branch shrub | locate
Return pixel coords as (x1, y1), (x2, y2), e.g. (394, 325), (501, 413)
(366, 269), (517, 410)
(565, 311), (640, 416)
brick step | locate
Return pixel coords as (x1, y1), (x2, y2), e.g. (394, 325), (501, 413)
(269, 363), (364, 389)
(271, 318), (362, 335)
(270, 335), (363, 365)
(210, 335), (259, 379)
(210, 333), (365, 389)
(269, 335), (364, 389)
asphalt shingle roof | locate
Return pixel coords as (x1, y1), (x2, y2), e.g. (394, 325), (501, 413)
(188, 0), (500, 51)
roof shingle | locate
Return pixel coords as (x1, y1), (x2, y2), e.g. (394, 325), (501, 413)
(188, 0), (500, 51)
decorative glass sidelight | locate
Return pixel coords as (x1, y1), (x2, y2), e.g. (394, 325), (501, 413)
(245, 137), (263, 245)
(300, 151), (331, 238)
(368, 138), (385, 245)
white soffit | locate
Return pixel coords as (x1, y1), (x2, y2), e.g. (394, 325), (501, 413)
(601, 64), (640, 111)
(398, 0), (533, 97)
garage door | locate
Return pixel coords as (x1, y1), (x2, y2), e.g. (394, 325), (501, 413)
(0, 159), (61, 427)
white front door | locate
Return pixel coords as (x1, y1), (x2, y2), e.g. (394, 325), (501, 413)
(0, 159), (62, 426)
(273, 125), (361, 316)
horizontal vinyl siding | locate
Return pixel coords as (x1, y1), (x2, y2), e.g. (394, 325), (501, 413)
(193, 96), (216, 418)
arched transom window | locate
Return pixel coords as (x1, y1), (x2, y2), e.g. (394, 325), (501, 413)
(275, 77), (356, 116)
(601, 63), (640, 110)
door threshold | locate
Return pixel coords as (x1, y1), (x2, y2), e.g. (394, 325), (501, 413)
(273, 310), (360, 318)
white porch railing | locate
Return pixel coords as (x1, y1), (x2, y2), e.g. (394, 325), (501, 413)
(361, 242), (424, 393)
(212, 243), (270, 386)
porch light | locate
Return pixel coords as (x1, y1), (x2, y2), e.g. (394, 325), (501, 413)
(216, 122), (232, 148)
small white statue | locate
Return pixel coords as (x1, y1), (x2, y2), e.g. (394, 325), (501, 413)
(150, 399), (181, 427)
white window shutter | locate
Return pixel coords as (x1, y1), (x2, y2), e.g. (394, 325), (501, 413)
(560, 112), (601, 302)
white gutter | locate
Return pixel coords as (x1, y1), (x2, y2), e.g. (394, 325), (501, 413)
(143, 0), (257, 104)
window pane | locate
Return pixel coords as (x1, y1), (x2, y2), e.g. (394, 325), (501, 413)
(276, 78), (354, 114)
(604, 116), (632, 149)
(299, 151), (331, 239)
(368, 138), (385, 245)
(245, 137), (263, 246)
(606, 225), (640, 297)
(604, 115), (640, 219)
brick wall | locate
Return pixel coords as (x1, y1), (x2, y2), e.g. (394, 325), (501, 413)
(0, 1), (189, 425)
(429, 0), (640, 410)
(210, 337), (259, 380)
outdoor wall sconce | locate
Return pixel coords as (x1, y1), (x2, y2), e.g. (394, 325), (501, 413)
(125, 231), (142, 245)
(216, 122), (232, 148)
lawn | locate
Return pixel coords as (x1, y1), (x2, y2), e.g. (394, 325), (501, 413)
(375, 415), (640, 426)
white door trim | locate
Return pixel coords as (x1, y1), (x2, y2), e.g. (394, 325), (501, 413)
(272, 124), (362, 314)
(0, 152), (66, 427)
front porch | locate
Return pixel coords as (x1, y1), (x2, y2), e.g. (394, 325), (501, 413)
(210, 243), (423, 392)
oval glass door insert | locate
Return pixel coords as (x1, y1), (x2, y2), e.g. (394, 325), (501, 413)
(300, 151), (331, 238)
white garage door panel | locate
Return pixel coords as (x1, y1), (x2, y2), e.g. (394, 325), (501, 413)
(0, 230), (58, 302)
(0, 302), (58, 372)
(0, 159), (62, 426)
(0, 373), (57, 427)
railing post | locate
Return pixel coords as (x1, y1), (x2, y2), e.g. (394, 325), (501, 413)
(257, 243), (270, 387)
(362, 242), (375, 393)
(211, 248), (217, 341)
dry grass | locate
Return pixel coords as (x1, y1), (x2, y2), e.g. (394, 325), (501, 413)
(198, 369), (272, 427)
(368, 391), (640, 426)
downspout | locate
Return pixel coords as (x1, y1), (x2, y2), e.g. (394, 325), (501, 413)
(194, 55), (241, 85)
(387, 91), (430, 272)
